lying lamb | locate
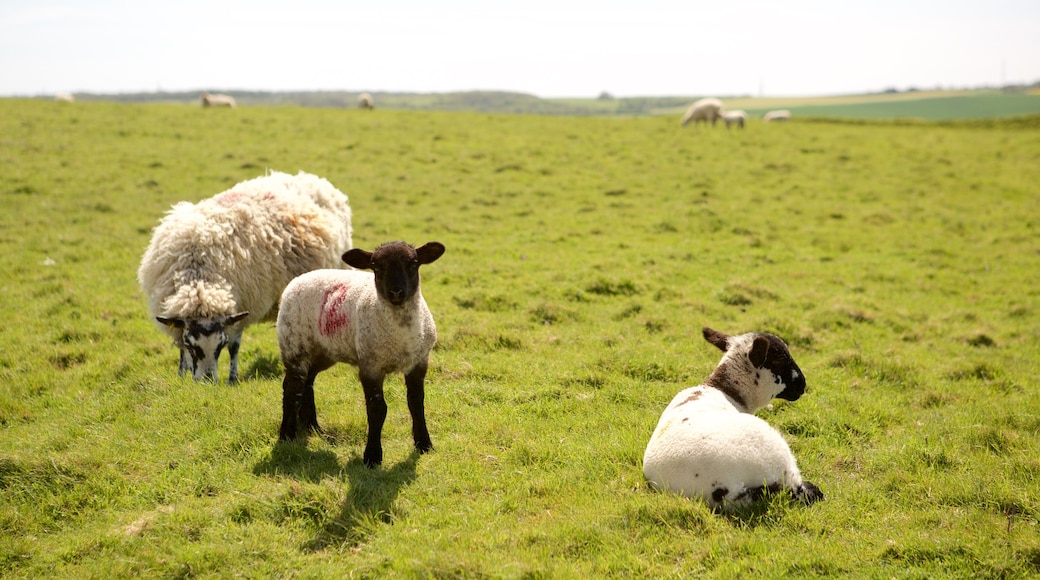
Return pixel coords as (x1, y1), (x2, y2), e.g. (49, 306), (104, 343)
(138, 171), (352, 383)
(277, 241), (445, 468)
(642, 327), (824, 511)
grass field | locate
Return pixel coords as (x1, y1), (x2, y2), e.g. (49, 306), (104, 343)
(1, 99), (1039, 577)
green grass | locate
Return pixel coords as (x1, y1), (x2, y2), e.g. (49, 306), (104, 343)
(1, 99), (1039, 577)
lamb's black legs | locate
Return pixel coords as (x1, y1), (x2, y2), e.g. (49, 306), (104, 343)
(279, 365), (323, 441)
(405, 363), (433, 454)
(360, 372), (388, 468)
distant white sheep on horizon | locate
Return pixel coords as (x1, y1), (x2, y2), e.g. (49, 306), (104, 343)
(681, 98), (724, 127)
(358, 92), (374, 109)
(763, 109), (791, 122)
(201, 92), (237, 108)
(722, 110), (747, 129)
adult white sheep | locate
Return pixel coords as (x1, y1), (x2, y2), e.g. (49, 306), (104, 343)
(201, 91), (237, 108)
(358, 92), (374, 109)
(722, 109), (747, 129)
(138, 171), (353, 384)
(276, 241), (445, 468)
(763, 109), (791, 122)
(680, 97), (724, 127)
(643, 327), (823, 511)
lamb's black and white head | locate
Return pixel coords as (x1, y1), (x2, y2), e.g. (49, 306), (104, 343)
(343, 241), (445, 306)
(702, 327), (806, 412)
(157, 312), (249, 381)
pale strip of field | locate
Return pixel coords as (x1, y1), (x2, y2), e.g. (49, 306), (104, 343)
(722, 90), (990, 110)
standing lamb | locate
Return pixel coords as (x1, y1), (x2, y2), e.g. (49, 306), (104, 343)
(277, 241), (445, 468)
(138, 171), (353, 384)
(643, 327), (823, 511)
(201, 91), (237, 108)
(680, 97), (724, 127)
(722, 110), (747, 129)
(763, 109), (791, 122)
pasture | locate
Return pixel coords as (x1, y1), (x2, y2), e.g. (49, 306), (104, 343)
(1, 99), (1039, 577)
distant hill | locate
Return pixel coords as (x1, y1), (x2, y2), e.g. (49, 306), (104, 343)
(38, 87), (1040, 120)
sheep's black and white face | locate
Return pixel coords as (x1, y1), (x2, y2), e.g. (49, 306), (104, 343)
(756, 333), (806, 402)
(343, 241), (446, 306)
(158, 313), (248, 381)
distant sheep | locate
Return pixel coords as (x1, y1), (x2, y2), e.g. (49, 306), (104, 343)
(681, 98), (723, 127)
(201, 92), (237, 108)
(138, 171), (353, 383)
(722, 110), (747, 129)
(763, 110), (791, 122)
(54, 93), (75, 103)
(276, 241), (445, 468)
(643, 327), (823, 511)
(358, 93), (374, 109)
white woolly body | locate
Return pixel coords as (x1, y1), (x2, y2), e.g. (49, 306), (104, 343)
(642, 333), (805, 509)
(277, 269), (436, 378)
(138, 171), (353, 349)
(681, 97), (724, 126)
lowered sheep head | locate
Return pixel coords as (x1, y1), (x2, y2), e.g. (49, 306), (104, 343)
(342, 241), (445, 306)
(702, 327), (806, 412)
(157, 312), (249, 382)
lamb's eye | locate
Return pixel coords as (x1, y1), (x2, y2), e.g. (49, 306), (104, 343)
(773, 374), (783, 385)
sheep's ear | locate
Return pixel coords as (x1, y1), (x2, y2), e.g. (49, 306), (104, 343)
(702, 327), (730, 352)
(225, 312), (249, 326)
(342, 248), (374, 270)
(749, 336), (770, 368)
(416, 242), (445, 265)
(157, 316), (185, 329)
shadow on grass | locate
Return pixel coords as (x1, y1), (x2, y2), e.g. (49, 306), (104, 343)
(304, 451), (421, 551)
(252, 433), (423, 551)
(242, 351), (283, 381)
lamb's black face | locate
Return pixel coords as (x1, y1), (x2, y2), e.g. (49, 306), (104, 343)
(759, 333), (806, 401)
(343, 241), (446, 307)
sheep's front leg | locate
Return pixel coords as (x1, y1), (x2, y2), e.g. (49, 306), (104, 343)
(279, 368), (309, 441)
(178, 346), (192, 377)
(359, 371), (388, 468)
(405, 362), (433, 454)
(226, 331), (243, 384)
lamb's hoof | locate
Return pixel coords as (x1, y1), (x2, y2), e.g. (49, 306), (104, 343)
(797, 481), (824, 505)
(363, 446), (382, 469)
(415, 439), (434, 455)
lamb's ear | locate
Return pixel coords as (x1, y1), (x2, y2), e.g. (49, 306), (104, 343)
(157, 316), (185, 329)
(702, 327), (730, 352)
(342, 248), (373, 270)
(749, 336), (770, 368)
(415, 242), (445, 265)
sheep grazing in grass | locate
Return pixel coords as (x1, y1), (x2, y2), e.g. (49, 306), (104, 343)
(276, 241), (445, 468)
(201, 91), (237, 108)
(722, 110), (747, 129)
(763, 109), (791, 122)
(681, 97), (724, 127)
(54, 93), (75, 103)
(138, 171), (353, 384)
(358, 92), (374, 109)
(643, 327), (823, 511)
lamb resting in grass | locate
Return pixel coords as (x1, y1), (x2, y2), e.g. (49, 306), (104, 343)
(138, 171), (353, 383)
(276, 241), (445, 468)
(642, 327), (823, 511)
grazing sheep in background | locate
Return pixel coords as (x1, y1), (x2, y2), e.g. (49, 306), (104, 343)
(358, 92), (374, 109)
(643, 327), (823, 511)
(201, 91), (237, 108)
(681, 97), (724, 127)
(276, 241), (445, 468)
(54, 93), (75, 103)
(722, 110), (747, 129)
(763, 109), (791, 122)
(138, 171), (353, 384)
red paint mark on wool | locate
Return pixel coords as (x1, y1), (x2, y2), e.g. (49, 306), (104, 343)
(319, 283), (351, 337)
(216, 191), (243, 206)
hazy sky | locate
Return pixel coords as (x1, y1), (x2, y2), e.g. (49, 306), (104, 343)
(2, 0), (1038, 98)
